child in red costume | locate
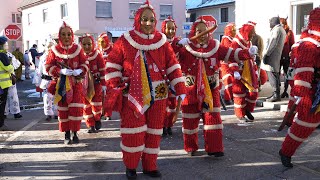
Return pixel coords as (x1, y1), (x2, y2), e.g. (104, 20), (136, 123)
(161, 16), (181, 136)
(177, 17), (257, 157)
(45, 22), (88, 144)
(229, 22), (259, 122)
(80, 34), (106, 133)
(220, 23), (236, 105)
(279, 8), (320, 167)
(105, 1), (186, 179)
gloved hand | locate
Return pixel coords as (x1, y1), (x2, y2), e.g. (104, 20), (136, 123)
(294, 96), (302, 105)
(72, 69), (83, 76)
(102, 86), (107, 95)
(234, 71), (241, 80)
(60, 68), (73, 76)
(178, 38), (190, 46)
(249, 45), (258, 57)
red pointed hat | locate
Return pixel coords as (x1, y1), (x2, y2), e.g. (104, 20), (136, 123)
(308, 7), (320, 31)
(239, 21), (256, 41)
(98, 32), (111, 46)
(80, 33), (95, 53)
(188, 16), (210, 39)
(133, 0), (157, 33)
(224, 22), (235, 37)
(58, 21), (74, 46)
(161, 16), (177, 33)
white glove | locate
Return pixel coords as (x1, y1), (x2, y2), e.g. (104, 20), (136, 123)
(72, 69), (83, 76)
(294, 96), (302, 105)
(234, 71), (241, 80)
(178, 38), (190, 46)
(249, 45), (258, 57)
(102, 86), (107, 95)
(60, 68), (73, 76)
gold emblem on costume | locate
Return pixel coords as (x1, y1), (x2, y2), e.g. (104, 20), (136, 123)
(185, 75), (195, 87)
(155, 82), (168, 99)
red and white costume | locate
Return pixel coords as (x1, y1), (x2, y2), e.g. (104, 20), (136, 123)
(81, 35), (106, 128)
(280, 7), (320, 159)
(230, 22), (259, 119)
(220, 23), (235, 102)
(105, 3), (186, 171)
(46, 23), (88, 132)
(179, 17), (253, 154)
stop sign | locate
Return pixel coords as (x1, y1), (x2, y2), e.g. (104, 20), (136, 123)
(4, 25), (21, 40)
(201, 15), (217, 29)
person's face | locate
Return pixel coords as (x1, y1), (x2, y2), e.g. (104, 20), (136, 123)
(81, 37), (93, 54)
(60, 27), (72, 46)
(165, 21), (176, 39)
(195, 22), (208, 45)
(140, 9), (156, 35)
(98, 38), (107, 49)
(248, 28), (256, 41)
(231, 25), (236, 38)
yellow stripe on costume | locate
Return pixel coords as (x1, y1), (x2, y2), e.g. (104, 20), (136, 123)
(315, 105), (320, 114)
(54, 76), (72, 104)
(140, 51), (151, 107)
(241, 60), (255, 91)
(202, 63), (213, 111)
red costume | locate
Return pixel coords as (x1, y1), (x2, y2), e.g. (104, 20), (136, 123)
(230, 22), (259, 121)
(45, 22), (88, 144)
(105, 1), (186, 177)
(220, 23), (235, 103)
(280, 8), (320, 167)
(178, 17), (254, 156)
(80, 34), (106, 132)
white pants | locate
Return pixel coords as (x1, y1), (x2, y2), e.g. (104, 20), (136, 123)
(43, 91), (57, 116)
(5, 84), (20, 115)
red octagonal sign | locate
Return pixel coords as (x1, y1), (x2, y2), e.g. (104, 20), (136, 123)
(5, 25), (22, 40)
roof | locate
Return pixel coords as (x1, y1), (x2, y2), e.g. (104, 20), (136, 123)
(187, 0), (235, 10)
(19, 0), (51, 9)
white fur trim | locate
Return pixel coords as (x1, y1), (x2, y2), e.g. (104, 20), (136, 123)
(203, 124), (223, 130)
(92, 110), (102, 115)
(105, 71), (122, 81)
(84, 104), (91, 109)
(58, 118), (69, 122)
(294, 80), (312, 88)
(294, 116), (320, 128)
(287, 128), (305, 142)
(146, 127), (163, 135)
(120, 125), (147, 134)
(245, 98), (256, 103)
(170, 77), (185, 87)
(234, 103), (246, 108)
(236, 33), (248, 45)
(185, 39), (220, 58)
(182, 127), (199, 135)
(234, 38), (248, 50)
(83, 114), (94, 119)
(120, 142), (145, 153)
(99, 67), (107, 71)
(233, 93), (246, 98)
(222, 74), (232, 80)
(68, 103), (84, 108)
(182, 113), (200, 119)
(166, 108), (176, 113)
(48, 66), (56, 76)
(225, 83), (233, 89)
(295, 67), (314, 74)
(52, 45), (81, 59)
(233, 48), (241, 63)
(222, 35), (233, 42)
(166, 64), (181, 75)
(301, 37), (320, 47)
(308, 30), (320, 38)
(90, 102), (102, 106)
(87, 50), (99, 61)
(57, 106), (68, 111)
(140, 3), (154, 9)
(134, 30), (155, 39)
(202, 107), (221, 113)
(124, 31), (166, 51)
(229, 63), (238, 68)
(68, 116), (83, 121)
(80, 64), (89, 72)
(106, 62), (123, 70)
(143, 147), (160, 154)
(224, 47), (233, 63)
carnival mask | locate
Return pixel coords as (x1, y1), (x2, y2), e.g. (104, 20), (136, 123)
(81, 37), (93, 54)
(195, 22), (209, 45)
(60, 27), (72, 46)
(98, 38), (107, 49)
(165, 21), (176, 39)
(140, 8), (156, 35)
(231, 25), (236, 38)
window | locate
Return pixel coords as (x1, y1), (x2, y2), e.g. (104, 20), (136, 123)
(190, 13), (196, 22)
(61, 3), (68, 19)
(160, 4), (173, 20)
(12, 13), (21, 24)
(43, 9), (48, 23)
(220, 7), (228, 23)
(129, 2), (143, 19)
(28, 13), (32, 25)
(96, 0), (112, 18)
(293, 3), (313, 34)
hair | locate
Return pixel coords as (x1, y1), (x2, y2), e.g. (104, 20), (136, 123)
(133, 1), (157, 33)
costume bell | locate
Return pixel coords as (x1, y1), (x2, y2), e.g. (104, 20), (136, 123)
(80, 34), (106, 133)
(279, 7), (320, 168)
(105, 1), (186, 179)
(45, 22), (88, 145)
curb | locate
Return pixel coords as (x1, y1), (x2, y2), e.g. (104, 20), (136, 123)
(20, 103), (44, 110)
(256, 100), (288, 112)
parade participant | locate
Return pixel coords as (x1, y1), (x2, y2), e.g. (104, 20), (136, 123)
(280, 17), (295, 98)
(0, 36), (14, 131)
(98, 32), (113, 120)
(45, 22), (88, 145)
(252, 32), (268, 90)
(229, 22), (259, 122)
(279, 7), (320, 167)
(105, 1), (186, 178)
(161, 16), (180, 136)
(23, 50), (31, 79)
(177, 17), (258, 157)
(80, 34), (106, 133)
(12, 48), (24, 81)
(220, 23), (236, 105)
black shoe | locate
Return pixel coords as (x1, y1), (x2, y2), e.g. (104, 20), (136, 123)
(143, 170), (162, 178)
(266, 94), (281, 102)
(14, 113), (22, 119)
(187, 151), (196, 156)
(162, 127), (167, 136)
(72, 132), (79, 144)
(279, 150), (293, 168)
(95, 121), (102, 130)
(167, 127), (173, 135)
(54, 116), (58, 119)
(87, 126), (97, 133)
(126, 168), (137, 180)
(245, 110), (254, 121)
(208, 152), (224, 157)
(64, 131), (71, 145)
(281, 92), (289, 98)
(45, 115), (51, 121)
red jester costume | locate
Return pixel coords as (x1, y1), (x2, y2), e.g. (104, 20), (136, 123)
(279, 7), (320, 168)
(45, 22), (88, 144)
(80, 34), (106, 133)
(177, 17), (256, 157)
(105, 1), (186, 179)
(161, 16), (181, 136)
(230, 22), (259, 122)
(220, 23), (236, 104)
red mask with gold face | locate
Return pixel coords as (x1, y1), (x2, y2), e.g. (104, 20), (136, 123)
(165, 21), (176, 39)
(81, 36), (93, 54)
(60, 27), (73, 46)
(140, 8), (156, 35)
(195, 22), (209, 45)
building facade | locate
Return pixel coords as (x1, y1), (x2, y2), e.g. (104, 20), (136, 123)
(20, 0), (186, 52)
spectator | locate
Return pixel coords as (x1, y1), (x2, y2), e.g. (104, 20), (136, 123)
(29, 44), (43, 66)
(262, 16), (286, 102)
(23, 50), (31, 79)
(12, 48), (24, 81)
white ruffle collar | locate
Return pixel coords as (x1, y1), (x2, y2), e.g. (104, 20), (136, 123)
(124, 31), (167, 51)
(87, 50), (99, 61)
(51, 44), (81, 59)
(185, 39), (220, 58)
